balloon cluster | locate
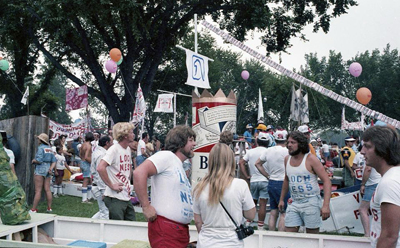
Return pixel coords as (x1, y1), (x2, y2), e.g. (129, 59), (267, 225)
(0, 58), (10, 71)
(349, 62), (372, 105)
(105, 48), (123, 73)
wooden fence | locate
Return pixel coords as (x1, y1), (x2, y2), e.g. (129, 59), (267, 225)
(0, 115), (49, 204)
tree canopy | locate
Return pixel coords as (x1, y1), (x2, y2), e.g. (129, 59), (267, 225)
(0, 0), (357, 122)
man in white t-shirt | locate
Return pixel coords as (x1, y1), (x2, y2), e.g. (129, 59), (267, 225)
(361, 126), (400, 248)
(358, 152), (381, 237)
(136, 132), (150, 167)
(133, 125), (196, 248)
(97, 122), (135, 221)
(239, 132), (270, 229)
(321, 140), (330, 162)
(255, 130), (289, 231)
(91, 135), (113, 219)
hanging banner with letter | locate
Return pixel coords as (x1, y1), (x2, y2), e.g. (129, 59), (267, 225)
(191, 89), (236, 187)
(184, 48), (211, 89)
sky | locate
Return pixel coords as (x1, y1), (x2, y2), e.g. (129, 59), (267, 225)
(205, 0), (400, 71)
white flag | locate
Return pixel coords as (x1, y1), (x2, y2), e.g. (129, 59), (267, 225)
(290, 85), (300, 121)
(300, 92), (309, 124)
(131, 84), (146, 124)
(154, 94), (174, 113)
(184, 48), (211, 89)
(257, 88), (264, 121)
(21, 86), (29, 105)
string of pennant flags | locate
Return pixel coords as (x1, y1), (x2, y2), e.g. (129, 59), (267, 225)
(201, 20), (400, 129)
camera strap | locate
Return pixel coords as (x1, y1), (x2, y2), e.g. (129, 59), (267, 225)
(219, 201), (239, 228)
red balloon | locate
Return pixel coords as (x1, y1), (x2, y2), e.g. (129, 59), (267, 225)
(110, 48), (122, 62)
(356, 87), (372, 105)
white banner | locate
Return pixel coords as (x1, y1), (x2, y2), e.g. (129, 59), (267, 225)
(49, 117), (88, 140)
(185, 48), (211, 89)
(21, 86), (29, 105)
(154, 94), (174, 113)
(132, 84), (146, 124)
(257, 88), (264, 121)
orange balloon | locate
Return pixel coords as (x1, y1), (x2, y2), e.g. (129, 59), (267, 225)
(109, 48), (122, 62)
(356, 87), (372, 105)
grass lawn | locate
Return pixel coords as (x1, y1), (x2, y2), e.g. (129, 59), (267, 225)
(37, 195), (147, 222)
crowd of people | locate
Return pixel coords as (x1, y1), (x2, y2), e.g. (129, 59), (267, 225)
(4, 120), (396, 248)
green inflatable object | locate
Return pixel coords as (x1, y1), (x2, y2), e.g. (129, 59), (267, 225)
(0, 60), (9, 71)
(117, 56), (123, 65)
(0, 135), (31, 225)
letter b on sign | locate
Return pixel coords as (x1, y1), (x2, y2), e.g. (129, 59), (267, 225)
(200, 156), (208, 169)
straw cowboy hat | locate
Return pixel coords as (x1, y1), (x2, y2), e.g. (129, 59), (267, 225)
(36, 133), (50, 145)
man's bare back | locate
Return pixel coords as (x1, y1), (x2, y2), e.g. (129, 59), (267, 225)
(80, 141), (92, 163)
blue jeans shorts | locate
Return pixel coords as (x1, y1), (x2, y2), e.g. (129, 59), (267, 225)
(80, 161), (91, 178)
(250, 181), (269, 200)
(268, 180), (290, 211)
(34, 163), (51, 177)
(285, 195), (322, 229)
(136, 155), (146, 167)
(362, 183), (378, 201)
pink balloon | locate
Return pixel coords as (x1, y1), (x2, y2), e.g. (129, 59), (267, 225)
(349, 62), (362, 77)
(241, 70), (250, 80)
(105, 60), (118, 73)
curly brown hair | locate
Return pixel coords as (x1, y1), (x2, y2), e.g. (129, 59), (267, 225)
(165, 125), (196, 153)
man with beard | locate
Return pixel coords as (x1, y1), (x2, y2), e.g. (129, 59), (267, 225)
(297, 125), (316, 156)
(133, 125), (196, 248)
(278, 131), (331, 234)
(362, 126), (400, 248)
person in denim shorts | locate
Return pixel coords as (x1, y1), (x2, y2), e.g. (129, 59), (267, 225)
(30, 133), (56, 213)
(278, 131), (331, 234)
(239, 132), (271, 229)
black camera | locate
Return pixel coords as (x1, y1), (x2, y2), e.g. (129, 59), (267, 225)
(235, 224), (254, 240)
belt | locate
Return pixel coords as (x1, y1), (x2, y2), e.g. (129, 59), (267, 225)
(92, 183), (97, 186)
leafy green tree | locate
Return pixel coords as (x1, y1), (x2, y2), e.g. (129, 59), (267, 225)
(0, 0), (357, 122)
(299, 45), (400, 131)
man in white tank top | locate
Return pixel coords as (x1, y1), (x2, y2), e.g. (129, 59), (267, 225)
(278, 131), (331, 234)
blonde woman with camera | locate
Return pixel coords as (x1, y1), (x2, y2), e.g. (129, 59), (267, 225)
(193, 143), (256, 247)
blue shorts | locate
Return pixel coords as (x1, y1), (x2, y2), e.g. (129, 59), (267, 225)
(250, 181), (269, 200)
(136, 155), (146, 167)
(34, 163), (51, 177)
(80, 161), (91, 178)
(363, 183), (378, 201)
(285, 195), (322, 229)
(268, 180), (290, 211)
